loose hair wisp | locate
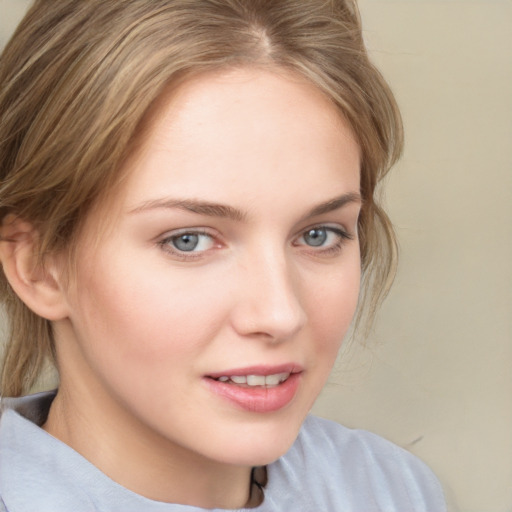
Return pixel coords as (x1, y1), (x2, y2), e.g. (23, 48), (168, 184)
(0, 0), (402, 396)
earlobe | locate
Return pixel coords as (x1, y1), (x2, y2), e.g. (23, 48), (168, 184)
(0, 215), (69, 321)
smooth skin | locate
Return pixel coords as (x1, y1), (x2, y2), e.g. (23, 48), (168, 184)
(4, 67), (362, 508)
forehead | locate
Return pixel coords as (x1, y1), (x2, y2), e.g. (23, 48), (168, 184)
(96, 67), (360, 225)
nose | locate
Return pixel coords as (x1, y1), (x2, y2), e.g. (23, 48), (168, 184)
(230, 248), (307, 342)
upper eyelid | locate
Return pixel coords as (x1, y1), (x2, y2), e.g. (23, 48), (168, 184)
(159, 226), (218, 241)
(292, 226), (354, 252)
(158, 228), (218, 249)
(295, 223), (353, 238)
(158, 230), (219, 259)
(157, 224), (353, 242)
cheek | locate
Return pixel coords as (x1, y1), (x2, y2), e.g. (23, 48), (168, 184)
(71, 259), (230, 364)
(306, 262), (361, 353)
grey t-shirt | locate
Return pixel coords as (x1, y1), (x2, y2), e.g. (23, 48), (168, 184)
(0, 392), (445, 511)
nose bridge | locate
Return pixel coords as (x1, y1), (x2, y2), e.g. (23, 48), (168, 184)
(233, 242), (307, 340)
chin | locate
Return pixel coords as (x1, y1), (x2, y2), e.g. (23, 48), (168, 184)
(208, 412), (307, 467)
(217, 439), (297, 468)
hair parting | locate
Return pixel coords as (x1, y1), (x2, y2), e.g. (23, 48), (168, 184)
(0, 0), (402, 396)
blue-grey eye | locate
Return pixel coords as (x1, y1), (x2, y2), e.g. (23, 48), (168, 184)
(172, 233), (200, 252)
(166, 232), (215, 253)
(303, 228), (328, 247)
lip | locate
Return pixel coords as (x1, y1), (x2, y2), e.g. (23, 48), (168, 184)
(204, 364), (303, 413)
(207, 364), (301, 379)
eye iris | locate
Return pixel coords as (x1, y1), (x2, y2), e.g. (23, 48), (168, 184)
(173, 234), (199, 251)
(304, 228), (327, 247)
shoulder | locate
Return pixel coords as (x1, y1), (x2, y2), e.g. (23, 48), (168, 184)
(0, 391), (58, 512)
(298, 415), (438, 477)
(271, 415), (446, 512)
(297, 414), (425, 463)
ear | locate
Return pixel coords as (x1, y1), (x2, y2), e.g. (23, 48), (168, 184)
(0, 215), (69, 321)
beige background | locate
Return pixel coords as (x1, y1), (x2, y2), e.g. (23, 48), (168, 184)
(1, 1), (511, 511)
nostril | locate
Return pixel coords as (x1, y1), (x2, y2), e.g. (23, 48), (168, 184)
(229, 259), (306, 340)
(231, 304), (306, 342)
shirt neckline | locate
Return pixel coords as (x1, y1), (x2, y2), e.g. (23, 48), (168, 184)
(0, 393), (277, 511)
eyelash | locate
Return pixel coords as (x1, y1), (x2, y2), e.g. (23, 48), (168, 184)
(158, 225), (354, 261)
(158, 229), (217, 260)
(293, 226), (354, 257)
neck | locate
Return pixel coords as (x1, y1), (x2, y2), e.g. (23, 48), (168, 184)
(43, 382), (254, 509)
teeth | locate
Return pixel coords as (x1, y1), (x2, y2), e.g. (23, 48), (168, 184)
(216, 372), (290, 387)
(247, 375), (265, 386)
(265, 373), (284, 386)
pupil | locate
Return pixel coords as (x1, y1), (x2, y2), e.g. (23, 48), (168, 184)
(173, 234), (199, 251)
(305, 228), (327, 247)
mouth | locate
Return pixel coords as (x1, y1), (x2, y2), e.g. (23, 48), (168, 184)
(210, 372), (291, 387)
(204, 365), (303, 413)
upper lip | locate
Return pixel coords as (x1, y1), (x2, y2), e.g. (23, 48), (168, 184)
(206, 364), (303, 379)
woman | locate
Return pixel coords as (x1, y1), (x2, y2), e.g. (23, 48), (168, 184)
(0, 1), (446, 510)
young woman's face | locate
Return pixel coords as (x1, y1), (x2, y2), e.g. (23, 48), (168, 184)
(56, 68), (361, 468)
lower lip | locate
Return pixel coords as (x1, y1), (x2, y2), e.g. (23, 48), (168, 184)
(204, 373), (302, 413)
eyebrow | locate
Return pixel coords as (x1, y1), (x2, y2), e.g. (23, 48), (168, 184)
(304, 192), (362, 219)
(129, 192), (362, 222)
(129, 198), (247, 221)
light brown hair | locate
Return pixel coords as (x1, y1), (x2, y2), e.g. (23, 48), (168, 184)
(0, 0), (402, 396)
